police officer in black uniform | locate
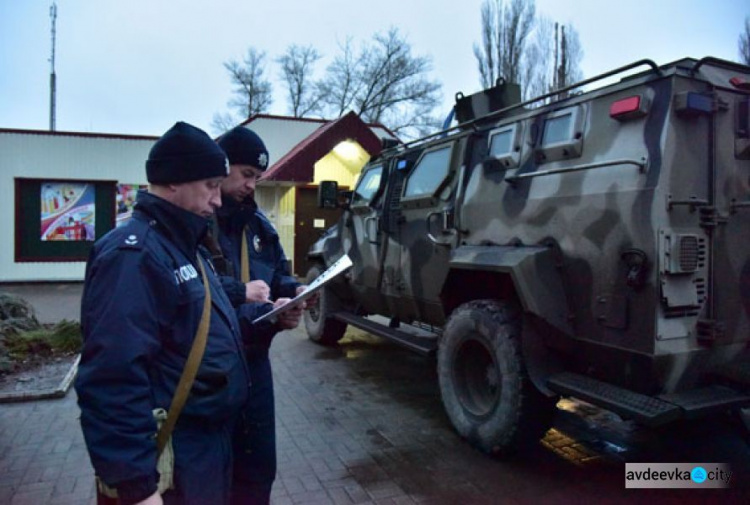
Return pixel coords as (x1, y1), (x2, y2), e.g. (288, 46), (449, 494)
(213, 126), (307, 505)
(76, 122), (250, 505)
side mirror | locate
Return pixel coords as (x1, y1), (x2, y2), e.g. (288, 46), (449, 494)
(338, 190), (352, 208)
(318, 181), (339, 209)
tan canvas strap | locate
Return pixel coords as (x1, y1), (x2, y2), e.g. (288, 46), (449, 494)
(155, 256), (212, 455)
(240, 225), (250, 283)
(203, 217), (231, 277)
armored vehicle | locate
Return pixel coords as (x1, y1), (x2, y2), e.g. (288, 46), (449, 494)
(304, 57), (750, 455)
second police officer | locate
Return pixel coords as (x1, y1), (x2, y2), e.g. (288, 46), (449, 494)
(212, 126), (309, 505)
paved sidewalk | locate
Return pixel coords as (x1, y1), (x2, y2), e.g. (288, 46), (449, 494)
(2, 285), (750, 504)
(0, 389), (93, 504)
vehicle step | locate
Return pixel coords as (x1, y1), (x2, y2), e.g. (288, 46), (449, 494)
(547, 372), (682, 426)
(333, 312), (437, 356)
(365, 315), (441, 338)
(711, 357), (750, 387)
(658, 385), (750, 418)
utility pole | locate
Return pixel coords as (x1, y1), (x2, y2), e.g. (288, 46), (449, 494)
(49, 1), (57, 131)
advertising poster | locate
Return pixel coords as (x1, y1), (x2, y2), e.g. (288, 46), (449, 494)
(116, 184), (147, 227)
(40, 182), (96, 241)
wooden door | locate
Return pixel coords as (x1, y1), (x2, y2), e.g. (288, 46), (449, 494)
(294, 186), (344, 277)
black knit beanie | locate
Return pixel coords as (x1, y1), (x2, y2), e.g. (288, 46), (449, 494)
(146, 122), (229, 184)
(217, 126), (270, 171)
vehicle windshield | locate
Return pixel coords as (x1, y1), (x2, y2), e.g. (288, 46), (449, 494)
(352, 164), (383, 205)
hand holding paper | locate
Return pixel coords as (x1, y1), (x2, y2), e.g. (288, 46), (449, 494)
(252, 254), (353, 325)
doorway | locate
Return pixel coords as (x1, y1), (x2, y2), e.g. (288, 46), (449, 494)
(294, 186), (344, 278)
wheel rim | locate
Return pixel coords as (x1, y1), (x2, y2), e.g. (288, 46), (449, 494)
(453, 335), (500, 417)
(308, 295), (321, 323)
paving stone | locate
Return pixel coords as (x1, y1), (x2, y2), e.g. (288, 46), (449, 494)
(3, 286), (750, 504)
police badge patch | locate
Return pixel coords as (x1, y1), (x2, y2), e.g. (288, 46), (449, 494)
(258, 153), (268, 169)
(253, 235), (262, 253)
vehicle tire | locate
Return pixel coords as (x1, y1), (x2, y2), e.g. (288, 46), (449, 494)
(438, 299), (557, 456)
(303, 263), (347, 345)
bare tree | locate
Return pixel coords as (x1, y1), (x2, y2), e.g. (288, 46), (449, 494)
(277, 44), (323, 117)
(473, 0), (583, 103)
(522, 14), (553, 100)
(210, 112), (238, 134)
(317, 38), (365, 118)
(552, 22), (583, 95)
(226, 49), (273, 116)
(318, 28), (442, 139)
(740, 16), (750, 65)
(473, 0), (536, 89)
(211, 48), (273, 134)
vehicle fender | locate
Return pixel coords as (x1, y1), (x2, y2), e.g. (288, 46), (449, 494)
(448, 245), (572, 337)
(306, 223), (342, 262)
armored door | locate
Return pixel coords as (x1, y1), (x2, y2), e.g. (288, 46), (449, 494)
(708, 85), (750, 345)
(342, 162), (390, 315)
(383, 142), (462, 325)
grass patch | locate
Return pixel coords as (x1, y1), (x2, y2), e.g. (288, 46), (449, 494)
(3, 320), (81, 360)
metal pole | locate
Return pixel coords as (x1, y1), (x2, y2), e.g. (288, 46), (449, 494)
(49, 2), (57, 131)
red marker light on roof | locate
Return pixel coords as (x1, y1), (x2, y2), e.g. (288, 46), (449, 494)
(730, 77), (750, 90)
(610, 95), (649, 120)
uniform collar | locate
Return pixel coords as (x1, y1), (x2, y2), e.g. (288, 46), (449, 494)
(216, 194), (257, 233)
(134, 191), (210, 259)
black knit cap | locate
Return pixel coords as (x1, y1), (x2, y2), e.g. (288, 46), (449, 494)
(146, 121), (229, 184)
(217, 126), (270, 171)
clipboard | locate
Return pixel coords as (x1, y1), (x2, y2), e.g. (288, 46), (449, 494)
(252, 254), (353, 324)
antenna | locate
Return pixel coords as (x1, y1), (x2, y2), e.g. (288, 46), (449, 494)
(49, 1), (57, 131)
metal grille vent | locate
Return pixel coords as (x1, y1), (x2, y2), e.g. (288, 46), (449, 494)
(679, 235), (699, 272)
(665, 233), (706, 274)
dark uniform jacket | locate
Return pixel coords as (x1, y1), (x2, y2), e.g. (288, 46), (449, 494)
(214, 196), (300, 349)
(212, 195), (301, 501)
(75, 191), (250, 504)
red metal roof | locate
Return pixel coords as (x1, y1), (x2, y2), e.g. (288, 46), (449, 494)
(260, 112), (383, 183)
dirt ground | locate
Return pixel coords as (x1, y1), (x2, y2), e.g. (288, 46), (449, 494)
(0, 352), (78, 398)
(0, 283), (83, 401)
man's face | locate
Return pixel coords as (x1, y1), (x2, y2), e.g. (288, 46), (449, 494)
(171, 177), (224, 217)
(222, 164), (262, 202)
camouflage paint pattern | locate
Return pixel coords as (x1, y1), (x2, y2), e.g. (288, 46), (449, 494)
(310, 58), (750, 396)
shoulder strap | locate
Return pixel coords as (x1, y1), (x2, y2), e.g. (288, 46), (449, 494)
(155, 256), (212, 455)
(203, 216), (233, 276)
(240, 225), (250, 283)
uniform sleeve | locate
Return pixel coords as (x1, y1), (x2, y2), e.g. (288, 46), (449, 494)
(236, 302), (278, 349)
(219, 274), (247, 307)
(269, 239), (301, 299)
(75, 246), (176, 503)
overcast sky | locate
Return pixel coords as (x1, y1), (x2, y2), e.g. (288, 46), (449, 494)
(1, 0), (747, 137)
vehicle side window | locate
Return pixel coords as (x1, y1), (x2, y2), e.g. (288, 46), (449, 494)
(490, 129), (513, 156)
(488, 123), (522, 168)
(543, 113), (574, 145)
(403, 146), (452, 198)
(535, 105), (585, 163)
(351, 165), (383, 206)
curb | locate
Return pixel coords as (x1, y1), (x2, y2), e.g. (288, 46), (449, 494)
(0, 354), (80, 404)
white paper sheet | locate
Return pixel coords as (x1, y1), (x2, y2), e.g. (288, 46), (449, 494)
(252, 254), (353, 324)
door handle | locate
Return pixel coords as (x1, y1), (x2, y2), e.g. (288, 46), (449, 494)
(364, 216), (379, 243)
(426, 211), (453, 246)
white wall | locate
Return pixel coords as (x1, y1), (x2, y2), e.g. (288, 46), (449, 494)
(0, 130), (156, 282)
(1, 117), (396, 282)
(242, 116), (322, 165)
